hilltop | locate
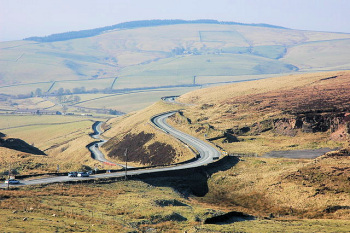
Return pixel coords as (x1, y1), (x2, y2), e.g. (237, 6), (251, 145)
(23, 19), (287, 42)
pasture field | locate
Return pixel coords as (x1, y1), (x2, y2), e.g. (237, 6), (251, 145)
(0, 82), (52, 96)
(233, 25), (350, 46)
(9, 97), (55, 109)
(0, 115), (110, 175)
(0, 116), (93, 149)
(112, 74), (194, 89)
(118, 53), (298, 78)
(0, 115), (92, 130)
(76, 87), (198, 113)
(281, 39), (350, 71)
(199, 30), (249, 45)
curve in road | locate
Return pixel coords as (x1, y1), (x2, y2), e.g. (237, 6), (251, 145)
(88, 121), (132, 168)
(1, 111), (221, 188)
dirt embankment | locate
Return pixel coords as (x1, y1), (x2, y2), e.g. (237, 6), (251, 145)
(103, 131), (177, 166)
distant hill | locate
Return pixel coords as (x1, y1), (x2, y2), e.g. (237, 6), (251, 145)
(1, 21), (350, 100)
(23, 19), (287, 42)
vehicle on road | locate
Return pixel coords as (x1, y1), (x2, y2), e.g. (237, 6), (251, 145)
(77, 172), (90, 177)
(68, 172), (78, 177)
(4, 179), (20, 184)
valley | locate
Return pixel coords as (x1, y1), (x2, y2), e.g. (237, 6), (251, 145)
(0, 20), (349, 232)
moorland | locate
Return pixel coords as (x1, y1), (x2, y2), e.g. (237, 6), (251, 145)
(0, 20), (350, 232)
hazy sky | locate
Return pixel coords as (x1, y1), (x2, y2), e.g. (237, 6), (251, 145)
(1, 0), (349, 42)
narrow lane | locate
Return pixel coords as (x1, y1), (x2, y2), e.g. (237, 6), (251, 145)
(88, 121), (133, 168)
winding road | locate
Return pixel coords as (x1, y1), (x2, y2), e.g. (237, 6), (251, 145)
(88, 121), (132, 168)
(1, 111), (221, 188)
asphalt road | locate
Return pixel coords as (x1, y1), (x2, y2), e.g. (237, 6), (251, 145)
(1, 112), (220, 188)
(88, 121), (131, 168)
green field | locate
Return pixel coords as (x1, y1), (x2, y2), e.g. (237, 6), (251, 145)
(119, 53), (298, 78)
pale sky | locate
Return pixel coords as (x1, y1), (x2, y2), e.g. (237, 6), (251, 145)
(0, 0), (349, 42)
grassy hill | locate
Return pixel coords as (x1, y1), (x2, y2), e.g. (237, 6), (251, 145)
(1, 21), (350, 115)
(174, 70), (350, 155)
(1, 22), (350, 95)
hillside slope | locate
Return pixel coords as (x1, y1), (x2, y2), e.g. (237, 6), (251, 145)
(98, 70), (350, 221)
(174, 70), (350, 155)
(1, 22), (350, 96)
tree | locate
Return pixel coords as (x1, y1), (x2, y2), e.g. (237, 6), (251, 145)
(62, 105), (68, 113)
(73, 96), (81, 103)
(35, 88), (42, 97)
(64, 89), (71, 95)
(57, 88), (64, 96)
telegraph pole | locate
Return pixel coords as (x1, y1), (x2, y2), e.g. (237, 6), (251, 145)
(124, 148), (128, 180)
(7, 163), (11, 190)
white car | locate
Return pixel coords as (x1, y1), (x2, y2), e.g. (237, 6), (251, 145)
(4, 179), (20, 184)
(77, 172), (89, 177)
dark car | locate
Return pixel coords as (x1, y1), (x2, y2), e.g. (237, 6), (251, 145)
(4, 179), (20, 184)
(68, 172), (78, 177)
(77, 172), (89, 177)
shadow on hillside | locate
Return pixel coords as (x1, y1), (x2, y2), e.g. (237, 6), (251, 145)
(137, 156), (239, 197)
(0, 133), (46, 155)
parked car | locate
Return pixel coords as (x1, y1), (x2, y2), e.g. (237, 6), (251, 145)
(68, 172), (78, 177)
(4, 179), (20, 184)
(77, 172), (89, 177)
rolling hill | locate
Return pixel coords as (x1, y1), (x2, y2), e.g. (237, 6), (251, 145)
(1, 20), (350, 99)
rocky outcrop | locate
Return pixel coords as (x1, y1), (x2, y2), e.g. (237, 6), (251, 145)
(221, 112), (350, 141)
